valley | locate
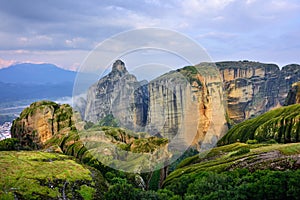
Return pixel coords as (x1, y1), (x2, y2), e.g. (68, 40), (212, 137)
(1, 60), (300, 199)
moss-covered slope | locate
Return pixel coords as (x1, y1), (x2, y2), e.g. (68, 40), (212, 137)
(45, 124), (169, 173)
(0, 151), (107, 199)
(217, 104), (300, 146)
(163, 142), (300, 188)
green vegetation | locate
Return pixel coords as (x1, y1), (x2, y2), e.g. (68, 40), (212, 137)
(19, 101), (58, 119)
(218, 104), (300, 145)
(8, 98), (300, 199)
(131, 137), (168, 153)
(98, 114), (119, 127)
(0, 151), (103, 199)
(165, 169), (300, 200)
(215, 61), (278, 71)
(153, 63), (219, 87)
(176, 66), (203, 86)
(164, 142), (300, 187)
(230, 146), (250, 157)
(0, 138), (21, 151)
(104, 177), (180, 200)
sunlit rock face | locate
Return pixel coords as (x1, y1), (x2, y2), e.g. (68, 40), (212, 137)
(84, 61), (227, 150)
(216, 61), (300, 123)
(84, 60), (148, 131)
(83, 60), (300, 149)
(11, 101), (75, 148)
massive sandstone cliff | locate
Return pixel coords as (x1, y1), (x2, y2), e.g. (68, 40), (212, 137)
(146, 64), (228, 150)
(82, 60), (300, 149)
(84, 61), (228, 150)
(216, 61), (300, 123)
(11, 101), (76, 148)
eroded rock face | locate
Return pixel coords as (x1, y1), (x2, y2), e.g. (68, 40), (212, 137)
(84, 60), (148, 131)
(11, 101), (75, 148)
(82, 60), (300, 149)
(146, 65), (228, 150)
(285, 81), (300, 105)
(216, 61), (300, 123)
(84, 62), (228, 150)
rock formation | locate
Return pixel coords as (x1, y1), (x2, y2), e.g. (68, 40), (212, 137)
(216, 61), (300, 123)
(83, 61), (228, 150)
(11, 101), (75, 148)
(146, 64), (228, 150)
(285, 81), (300, 105)
(84, 60), (148, 131)
(82, 60), (300, 149)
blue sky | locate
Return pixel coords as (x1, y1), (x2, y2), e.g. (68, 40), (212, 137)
(0, 0), (299, 70)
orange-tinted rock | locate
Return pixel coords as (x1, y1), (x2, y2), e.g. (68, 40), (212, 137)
(11, 101), (75, 149)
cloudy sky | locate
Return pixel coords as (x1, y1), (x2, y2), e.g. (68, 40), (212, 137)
(0, 0), (299, 70)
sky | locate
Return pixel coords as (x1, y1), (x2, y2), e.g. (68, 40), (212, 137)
(0, 0), (300, 71)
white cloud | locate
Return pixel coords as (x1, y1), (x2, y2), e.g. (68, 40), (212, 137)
(0, 58), (17, 69)
(0, 0), (299, 68)
(181, 0), (236, 16)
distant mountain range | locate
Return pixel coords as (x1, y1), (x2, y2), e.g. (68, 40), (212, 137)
(0, 63), (77, 103)
(0, 63), (76, 84)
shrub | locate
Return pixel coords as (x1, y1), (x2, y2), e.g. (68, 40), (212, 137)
(265, 139), (278, 144)
(0, 138), (20, 151)
(246, 139), (258, 144)
(230, 147), (250, 157)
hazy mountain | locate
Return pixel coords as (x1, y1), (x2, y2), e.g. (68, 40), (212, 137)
(0, 63), (76, 104)
(0, 81), (74, 102)
(0, 63), (76, 84)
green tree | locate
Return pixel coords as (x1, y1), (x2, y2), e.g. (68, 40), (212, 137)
(104, 181), (136, 200)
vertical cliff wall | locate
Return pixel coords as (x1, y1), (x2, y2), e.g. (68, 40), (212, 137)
(84, 60), (148, 131)
(11, 101), (75, 148)
(82, 60), (300, 150)
(216, 61), (300, 123)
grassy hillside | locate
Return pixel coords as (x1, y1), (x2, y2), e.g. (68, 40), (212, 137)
(0, 151), (107, 199)
(217, 104), (300, 145)
(45, 125), (169, 174)
(164, 142), (300, 187)
(162, 141), (300, 199)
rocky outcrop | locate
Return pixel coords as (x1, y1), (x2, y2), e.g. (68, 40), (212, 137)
(216, 61), (300, 123)
(84, 60), (148, 131)
(11, 101), (75, 148)
(84, 62), (228, 150)
(82, 60), (300, 150)
(146, 64), (228, 150)
(285, 81), (300, 105)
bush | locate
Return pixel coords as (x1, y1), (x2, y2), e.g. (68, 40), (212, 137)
(265, 139), (278, 144)
(246, 139), (258, 144)
(0, 138), (20, 151)
(104, 181), (136, 200)
(230, 147), (250, 157)
(99, 114), (119, 127)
